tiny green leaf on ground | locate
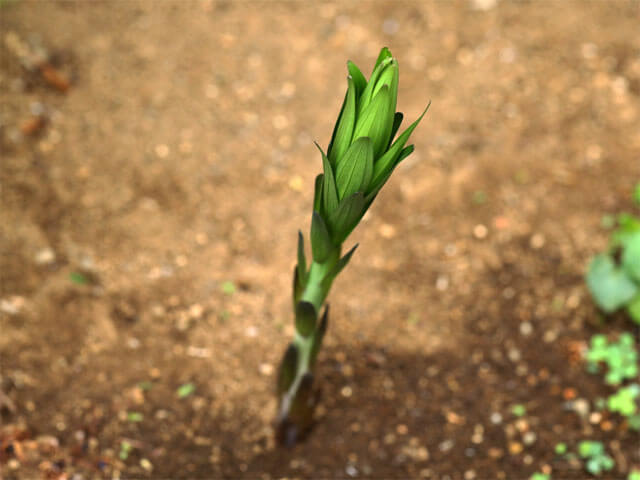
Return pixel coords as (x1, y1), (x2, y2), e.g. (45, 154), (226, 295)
(69, 272), (88, 285)
(177, 383), (195, 398)
(119, 440), (133, 460)
(127, 411), (144, 422)
(221, 280), (236, 295)
(511, 404), (526, 417)
(472, 190), (487, 205)
(137, 380), (153, 391)
(554, 442), (567, 455)
(629, 470), (640, 480)
(586, 254), (638, 313)
(621, 232), (640, 282)
(530, 473), (550, 480)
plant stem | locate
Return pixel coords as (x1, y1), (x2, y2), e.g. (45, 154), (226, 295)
(277, 253), (338, 429)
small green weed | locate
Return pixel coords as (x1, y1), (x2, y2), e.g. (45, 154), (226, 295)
(586, 333), (637, 385)
(577, 440), (615, 476)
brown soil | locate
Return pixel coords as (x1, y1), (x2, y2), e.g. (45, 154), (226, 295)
(1, 1), (639, 479)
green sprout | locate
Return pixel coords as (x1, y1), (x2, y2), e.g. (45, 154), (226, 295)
(126, 411), (144, 422)
(586, 188), (640, 324)
(554, 442), (567, 455)
(586, 333), (638, 385)
(511, 404), (527, 417)
(176, 383), (195, 398)
(577, 440), (614, 476)
(629, 469), (640, 480)
(119, 440), (133, 460)
(275, 47), (428, 446)
(607, 384), (640, 430)
(530, 473), (550, 480)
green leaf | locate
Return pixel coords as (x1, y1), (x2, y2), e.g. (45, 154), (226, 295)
(329, 192), (366, 244)
(221, 280), (236, 295)
(177, 383), (195, 398)
(388, 112), (403, 147)
(357, 56), (393, 118)
(621, 231), (640, 282)
(396, 144), (415, 166)
(309, 305), (329, 367)
(127, 411), (144, 422)
(315, 142), (339, 216)
(586, 254), (638, 313)
(347, 60), (367, 98)
(371, 101), (430, 189)
(310, 211), (333, 263)
(295, 300), (317, 337)
(313, 174), (324, 215)
(335, 137), (374, 200)
(329, 76), (357, 166)
(333, 243), (358, 278)
(373, 47), (393, 71)
(293, 266), (303, 307)
(297, 231), (306, 282)
(627, 294), (640, 324)
(70, 272), (88, 285)
(352, 86), (393, 158)
(613, 213), (640, 247)
(277, 343), (298, 395)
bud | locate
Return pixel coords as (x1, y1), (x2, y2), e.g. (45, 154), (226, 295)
(320, 47), (429, 243)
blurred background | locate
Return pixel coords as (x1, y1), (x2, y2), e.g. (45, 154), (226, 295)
(1, 1), (639, 478)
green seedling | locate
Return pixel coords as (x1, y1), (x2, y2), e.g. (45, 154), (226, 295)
(530, 473), (550, 480)
(586, 188), (640, 324)
(511, 404), (527, 417)
(221, 280), (236, 295)
(629, 469), (640, 480)
(577, 441), (615, 476)
(119, 440), (133, 460)
(586, 333), (638, 385)
(126, 411), (143, 422)
(275, 47), (429, 446)
(554, 442), (567, 455)
(176, 383), (195, 398)
(608, 384), (640, 430)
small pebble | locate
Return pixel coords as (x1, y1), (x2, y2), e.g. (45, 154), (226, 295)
(259, 363), (273, 376)
(436, 275), (449, 291)
(379, 223), (396, 239)
(140, 458), (153, 472)
(519, 322), (533, 336)
(35, 248), (56, 265)
(530, 233), (545, 249)
(341, 386), (353, 398)
(289, 175), (303, 192)
(345, 464), (358, 477)
(396, 424), (408, 435)
(464, 470), (477, 480)
(508, 441), (523, 455)
(439, 439), (454, 452)
(523, 431), (536, 445)
(473, 224), (488, 239)
(490, 412), (503, 425)
(572, 398), (590, 417)
(155, 144), (169, 158)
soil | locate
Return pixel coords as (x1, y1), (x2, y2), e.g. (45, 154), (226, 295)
(1, 1), (639, 479)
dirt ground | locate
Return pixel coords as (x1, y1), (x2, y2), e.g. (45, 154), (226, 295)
(1, 1), (640, 479)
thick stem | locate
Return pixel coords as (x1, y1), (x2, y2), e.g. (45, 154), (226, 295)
(276, 250), (340, 444)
